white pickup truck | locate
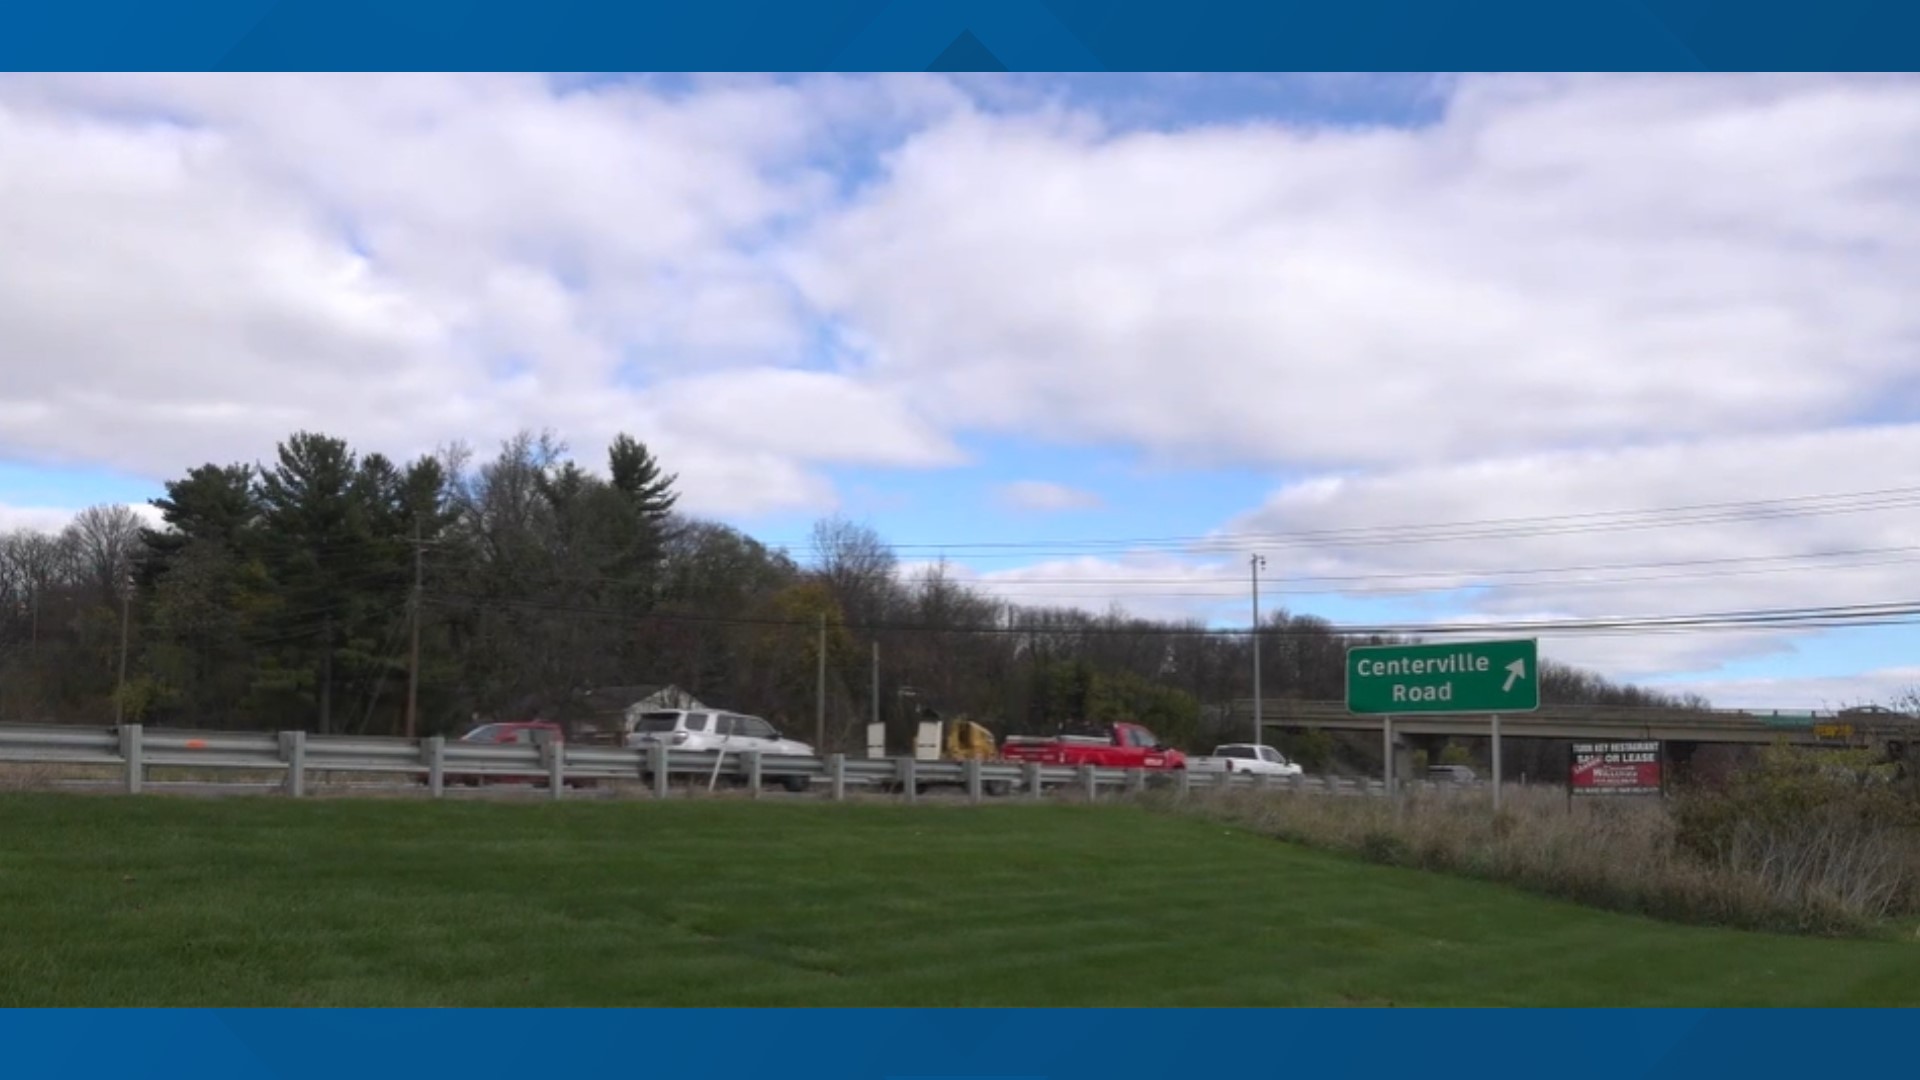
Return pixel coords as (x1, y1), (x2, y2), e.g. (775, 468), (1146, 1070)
(1186, 743), (1305, 777)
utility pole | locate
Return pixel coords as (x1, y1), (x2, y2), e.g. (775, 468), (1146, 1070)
(815, 613), (827, 751)
(871, 640), (880, 733)
(1251, 553), (1267, 749)
(113, 573), (131, 725)
(319, 615), (333, 735)
(405, 520), (423, 740)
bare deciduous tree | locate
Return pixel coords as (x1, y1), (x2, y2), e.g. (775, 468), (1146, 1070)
(64, 504), (145, 602)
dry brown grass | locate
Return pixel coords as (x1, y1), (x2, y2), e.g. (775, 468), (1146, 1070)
(1143, 781), (1920, 936)
(0, 763), (61, 792)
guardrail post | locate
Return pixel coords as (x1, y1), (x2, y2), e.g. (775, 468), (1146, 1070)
(651, 744), (670, 799)
(120, 723), (143, 795)
(426, 736), (445, 798)
(898, 757), (917, 804)
(828, 753), (846, 801)
(1126, 768), (1145, 796)
(546, 740), (564, 800)
(1254, 771), (1270, 794)
(747, 751), (763, 798)
(1080, 764), (1097, 802)
(1024, 762), (1042, 799)
(1176, 767), (1191, 799)
(281, 730), (307, 797)
(1324, 775), (1339, 796)
(965, 759), (982, 804)
(1289, 773), (1303, 796)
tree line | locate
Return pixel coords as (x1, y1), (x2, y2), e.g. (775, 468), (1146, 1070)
(0, 428), (1711, 758)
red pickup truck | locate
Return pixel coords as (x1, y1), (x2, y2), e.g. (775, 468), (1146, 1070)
(999, 721), (1187, 770)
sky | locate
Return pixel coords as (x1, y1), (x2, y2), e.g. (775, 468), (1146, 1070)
(3, 72), (1920, 711)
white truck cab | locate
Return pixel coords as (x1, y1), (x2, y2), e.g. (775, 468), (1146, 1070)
(1187, 743), (1305, 777)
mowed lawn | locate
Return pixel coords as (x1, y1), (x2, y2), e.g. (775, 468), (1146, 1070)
(1, 793), (1917, 1007)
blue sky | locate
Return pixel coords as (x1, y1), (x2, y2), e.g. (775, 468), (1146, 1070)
(5, 72), (1920, 709)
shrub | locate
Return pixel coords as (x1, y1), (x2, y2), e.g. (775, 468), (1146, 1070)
(1357, 829), (1409, 865)
(1672, 745), (1919, 927)
(1281, 728), (1335, 772)
(1144, 757), (1920, 936)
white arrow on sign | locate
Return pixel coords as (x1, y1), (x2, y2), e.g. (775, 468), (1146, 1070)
(1503, 659), (1527, 693)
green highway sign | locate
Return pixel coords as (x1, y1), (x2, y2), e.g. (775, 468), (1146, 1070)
(1345, 638), (1540, 715)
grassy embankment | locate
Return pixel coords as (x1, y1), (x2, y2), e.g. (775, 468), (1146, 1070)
(2, 793), (1917, 1006)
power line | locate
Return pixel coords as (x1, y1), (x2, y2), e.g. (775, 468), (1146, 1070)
(493, 539), (1920, 608)
(945, 542), (1920, 586)
(420, 588), (1920, 640)
(785, 484), (1920, 559)
(966, 551), (1920, 601)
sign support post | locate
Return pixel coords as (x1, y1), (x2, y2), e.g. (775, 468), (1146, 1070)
(1491, 714), (1502, 813)
(1382, 714), (1394, 800)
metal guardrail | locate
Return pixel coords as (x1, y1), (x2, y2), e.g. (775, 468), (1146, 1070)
(0, 722), (1392, 802)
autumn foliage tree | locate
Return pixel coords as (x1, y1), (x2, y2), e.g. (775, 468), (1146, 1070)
(1, 426), (1714, 750)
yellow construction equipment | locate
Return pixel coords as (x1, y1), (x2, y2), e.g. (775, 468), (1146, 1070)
(866, 703), (1001, 763)
(941, 715), (998, 761)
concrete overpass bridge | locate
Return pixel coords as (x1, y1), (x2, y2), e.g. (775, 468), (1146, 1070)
(1231, 700), (1918, 748)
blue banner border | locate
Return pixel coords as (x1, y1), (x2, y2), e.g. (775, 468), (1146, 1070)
(4, 1), (1920, 71)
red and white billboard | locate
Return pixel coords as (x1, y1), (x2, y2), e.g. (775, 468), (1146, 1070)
(1569, 740), (1662, 797)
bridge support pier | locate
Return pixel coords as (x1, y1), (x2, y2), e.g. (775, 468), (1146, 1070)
(1407, 734), (1449, 773)
(1666, 740), (1699, 787)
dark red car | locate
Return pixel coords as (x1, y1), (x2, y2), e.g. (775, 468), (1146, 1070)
(446, 720), (593, 788)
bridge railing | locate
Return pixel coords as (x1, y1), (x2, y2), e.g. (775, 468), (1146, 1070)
(1224, 699), (1917, 734)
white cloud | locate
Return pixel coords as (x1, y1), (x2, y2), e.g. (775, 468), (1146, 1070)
(911, 553), (1244, 626)
(0, 502), (164, 536)
(790, 74), (1920, 469)
(996, 480), (1103, 512)
(0, 505), (86, 535)
(1209, 425), (1920, 679)
(8, 72), (1920, 695)
(0, 73), (961, 517)
(1645, 667), (1920, 713)
(12, 73), (1920, 513)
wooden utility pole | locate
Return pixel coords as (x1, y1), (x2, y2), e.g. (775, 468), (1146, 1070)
(113, 576), (131, 725)
(815, 613), (827, 751)
(1251, 553), (1267, 748)
(319, 615), (333, 735)
(405, 521), (422, 740)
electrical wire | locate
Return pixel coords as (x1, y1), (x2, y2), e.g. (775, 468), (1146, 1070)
(788, 484), (1920, 559)
(419, 588), (1920, 640)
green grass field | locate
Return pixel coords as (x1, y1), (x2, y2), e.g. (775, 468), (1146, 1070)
(2, 792), (1917, 1006)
